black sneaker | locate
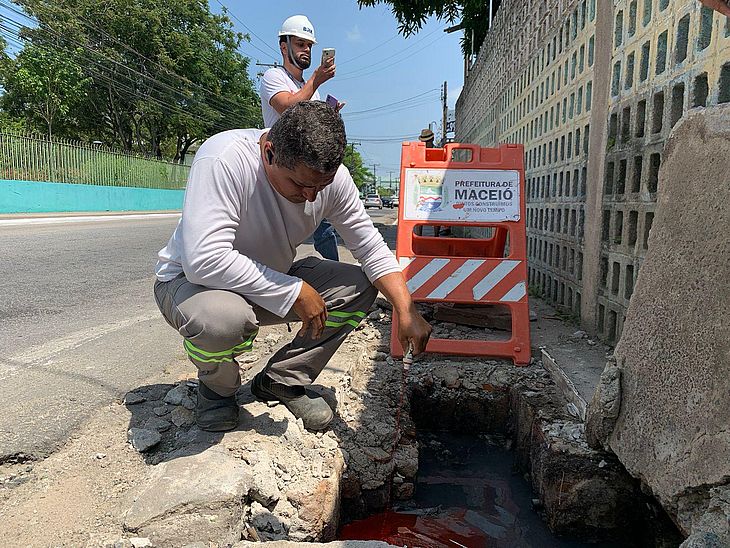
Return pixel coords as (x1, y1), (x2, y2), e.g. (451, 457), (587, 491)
(251, 371), (334, 431)
(195, 382), (239, 432)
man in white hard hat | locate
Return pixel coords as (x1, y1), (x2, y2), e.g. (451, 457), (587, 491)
(260, 15), (340, 261)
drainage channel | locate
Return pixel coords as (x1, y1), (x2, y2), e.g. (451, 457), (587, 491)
(335, 355), (682, 547)
(341, 431), (617, 547)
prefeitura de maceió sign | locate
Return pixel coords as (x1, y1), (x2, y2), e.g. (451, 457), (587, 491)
(402, 168), (521, 222)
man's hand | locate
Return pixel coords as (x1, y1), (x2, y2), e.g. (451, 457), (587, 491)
(293, 281), (328, 339)
(373, 272), (432, 355)
(312, 58), (336, 88)
(397, 305), (432, 356)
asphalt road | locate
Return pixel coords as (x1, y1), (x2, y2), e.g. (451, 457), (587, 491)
(0, 208), (397, 461)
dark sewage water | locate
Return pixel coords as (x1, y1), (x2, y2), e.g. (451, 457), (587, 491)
(340, 432), (620, 548)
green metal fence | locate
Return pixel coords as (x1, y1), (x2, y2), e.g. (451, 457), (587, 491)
(0, 132), (189, 189)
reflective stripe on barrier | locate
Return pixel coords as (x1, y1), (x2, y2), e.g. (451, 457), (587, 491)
(402, 257), (527, 302)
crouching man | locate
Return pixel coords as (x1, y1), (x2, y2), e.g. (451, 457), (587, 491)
(154, 101), (431, 432)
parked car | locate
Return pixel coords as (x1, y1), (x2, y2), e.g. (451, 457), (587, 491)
(364, 194), (383, 209)
(389, 196), (399, 208)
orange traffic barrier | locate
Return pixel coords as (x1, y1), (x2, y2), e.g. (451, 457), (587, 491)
(391, 141), (531, 365)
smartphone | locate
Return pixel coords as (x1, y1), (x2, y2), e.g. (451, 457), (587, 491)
(325, 94), (338, 108)
(321, 48), (335, 65)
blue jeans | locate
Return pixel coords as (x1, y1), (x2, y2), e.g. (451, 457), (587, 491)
(313, 219), (339, 261)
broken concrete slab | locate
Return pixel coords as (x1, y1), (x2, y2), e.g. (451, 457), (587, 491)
(585, 356), (621, 447)
(587, 106), (730, 537)
(122, 447), (253, 543)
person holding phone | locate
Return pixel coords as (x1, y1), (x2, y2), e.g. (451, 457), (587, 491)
(259, 15), (342, 261)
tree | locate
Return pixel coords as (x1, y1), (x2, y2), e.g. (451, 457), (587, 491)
(343, 145), (373, 189)
(1, 44), (90, 138)
(356, 0), (490, 56)
(4, 0), (261, 159)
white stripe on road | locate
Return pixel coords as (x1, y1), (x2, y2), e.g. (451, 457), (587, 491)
(406, 258), (450, 294)
(1, 311), (162, 379)
(0, 213), (180, 227)
(500, 281), (527, 302)
(472, 260), (521, 300)
(427, 259), (484, 299)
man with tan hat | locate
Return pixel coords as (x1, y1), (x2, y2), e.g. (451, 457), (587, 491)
(419, 128), (436, 148)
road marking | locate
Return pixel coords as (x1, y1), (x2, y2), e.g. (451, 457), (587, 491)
(1, 312), (161, 378)
(0, 213), (180, 227)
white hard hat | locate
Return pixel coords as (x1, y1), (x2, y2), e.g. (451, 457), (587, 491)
(278, 15), (317, 44)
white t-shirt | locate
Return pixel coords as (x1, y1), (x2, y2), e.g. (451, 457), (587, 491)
(260, 67), (321, 127)
(155, 129), (400, 318)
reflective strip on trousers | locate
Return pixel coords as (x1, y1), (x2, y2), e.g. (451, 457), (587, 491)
(184, 331), (258, 363)
(325, 310), (366, 329)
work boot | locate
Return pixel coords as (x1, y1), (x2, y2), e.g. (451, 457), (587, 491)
(195, 382), (239, 432)
(251, 371), (334, 431)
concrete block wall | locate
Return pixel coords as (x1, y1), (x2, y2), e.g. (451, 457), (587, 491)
(456, 0), (730, 342)
(599, 0), (730, 341)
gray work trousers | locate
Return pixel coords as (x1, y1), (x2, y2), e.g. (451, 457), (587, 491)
(153, 256), (377, 397)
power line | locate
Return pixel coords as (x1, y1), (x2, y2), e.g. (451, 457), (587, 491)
(20, 1), (258, 117)
(342, 88), (438, 116)
(335, 33), (448, 82)
(212, 0), (279, 62)
(342, 98), (440, 122)
(0, 6), (246, 119)
(335, 26), (444, 79)
(337, 32), (401, 66)
(0, 10), (258, 125)
(0, 20), (239, 134)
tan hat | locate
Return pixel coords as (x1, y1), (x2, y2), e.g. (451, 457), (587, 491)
(419, 128), (435, 142)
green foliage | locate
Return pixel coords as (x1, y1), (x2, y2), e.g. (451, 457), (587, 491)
(1, 0), (262, 160)
(357, 0), (489, 56)
(377, 186), (394, 196)
(1, 44), (90, 138)
(343, 145), (373, 189)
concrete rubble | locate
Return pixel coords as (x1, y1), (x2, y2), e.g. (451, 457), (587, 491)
(0, 291), (686, 545)
(586, 107), (730, 545)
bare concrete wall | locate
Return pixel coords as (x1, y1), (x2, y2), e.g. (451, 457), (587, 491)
(581, 0), (615, 332)
(593, 106), (730, 538)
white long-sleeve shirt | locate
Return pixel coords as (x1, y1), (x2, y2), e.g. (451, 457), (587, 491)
(155, 129), (400, 317)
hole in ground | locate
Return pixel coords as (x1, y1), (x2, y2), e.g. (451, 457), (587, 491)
(341, 431), (617, 547)
(337, 357), (682, 547)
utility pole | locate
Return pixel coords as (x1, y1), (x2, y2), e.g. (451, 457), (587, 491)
(346, 141), (361, 193)
(371, 163), (379, 194)
(441, 81), (448, 147)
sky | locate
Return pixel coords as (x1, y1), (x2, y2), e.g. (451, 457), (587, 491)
(212, 0), (465, 183)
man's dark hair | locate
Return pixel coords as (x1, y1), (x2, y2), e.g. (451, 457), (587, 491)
(267, 101), (346, 174)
